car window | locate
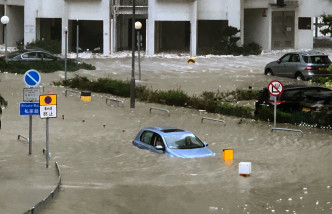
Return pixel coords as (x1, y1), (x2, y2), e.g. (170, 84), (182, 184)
(281, 90), (305, 101)
(302, 55), (309, 63)
(23, 52), (39, 59)
(280, 54), (291, 62)
(153, 134), (165, 147)
(43, 53), (56, 60)
(140, 131), (154, 145)
(310, 56), (331, 64)
(290, 54), (300, 62)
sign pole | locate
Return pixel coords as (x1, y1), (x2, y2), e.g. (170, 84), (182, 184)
(29, 115), (32, 155)
(274, 96), (277, 128)
(46, 118), (49, 168)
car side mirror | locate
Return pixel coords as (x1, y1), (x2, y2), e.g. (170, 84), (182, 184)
(155, 145), (164, 150)
(203, 142), (208, 147)
(277, 59), (281, 64)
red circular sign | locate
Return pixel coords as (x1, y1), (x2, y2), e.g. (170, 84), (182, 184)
(44, 96), (52, 104)
(268, 80), (284, 96)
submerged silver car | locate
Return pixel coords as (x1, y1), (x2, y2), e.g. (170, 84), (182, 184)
(264, 51), (331, 80)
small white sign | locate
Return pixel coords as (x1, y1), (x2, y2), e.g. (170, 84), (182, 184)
(23, 88), (40, 102)
(40, 105), (57, 118)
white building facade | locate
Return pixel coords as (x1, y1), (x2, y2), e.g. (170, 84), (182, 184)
(0, 0), (331, 56)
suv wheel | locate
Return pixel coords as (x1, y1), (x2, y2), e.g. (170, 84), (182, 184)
(265, 69), (273, 76)
(295, 73), (305, 81)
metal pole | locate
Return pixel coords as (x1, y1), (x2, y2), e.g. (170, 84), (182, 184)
(46, 118), (49, 168)
(274, 96), (277, 128)
(137, 30), (141, 80)
(76, 20), (79, 62)
(130, 0), (136, 108)
(29, 115), (32, 155)
(65, 30), (68, 80)
(4, 24), (7, 56)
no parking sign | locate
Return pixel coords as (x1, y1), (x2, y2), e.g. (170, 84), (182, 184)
(268, 80), (283, 97)
(24, 69), (41, 87)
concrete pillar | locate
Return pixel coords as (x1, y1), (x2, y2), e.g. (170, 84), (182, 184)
(147, 0), (155, 55)
(103, 18), (110, 56)
(190, 0), (197, 57)
(227, 0), (241, 45)
(111, 18), (115, 53)
(61, 2), (68, 55)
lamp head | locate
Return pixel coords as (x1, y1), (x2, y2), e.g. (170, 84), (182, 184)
(1, 16), (9, 25)
(135, 21), (142, 30)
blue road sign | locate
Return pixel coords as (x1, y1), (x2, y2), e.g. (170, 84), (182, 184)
(24, 69), (41, 87)
(20, 102), (40, 115)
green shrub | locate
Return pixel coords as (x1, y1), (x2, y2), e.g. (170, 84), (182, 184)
(215, 102), (252, 118)
(255, 106), (292, 123)
(242, 42), (262, 56)
(214, 26), (262, 56)
(26, 39), (61, 54)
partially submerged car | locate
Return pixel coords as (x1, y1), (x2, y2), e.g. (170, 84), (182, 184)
(255, 85), (332, 114)
(1, 50), (61, 62)
(132, 127), (215, 158)
(0, 49), (82, 64)
(264, 51), (331, 80)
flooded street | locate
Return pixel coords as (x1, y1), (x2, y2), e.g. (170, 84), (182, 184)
(1, 50), (332, 213)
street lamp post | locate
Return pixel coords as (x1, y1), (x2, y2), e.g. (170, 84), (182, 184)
(1, 16), (10, 56)
(76, 19), (79, 62)
(130, 0), (136, 108)
(135, 21), (142, 81)
(64, 27), (68, 80)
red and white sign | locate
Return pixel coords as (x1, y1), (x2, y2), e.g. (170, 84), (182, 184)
(268, 80), (283, 96)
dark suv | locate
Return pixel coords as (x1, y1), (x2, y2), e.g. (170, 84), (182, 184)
(254, 85), (332, 114)
(264, 51), (331, 80)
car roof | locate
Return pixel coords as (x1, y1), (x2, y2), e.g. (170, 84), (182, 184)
(283, 85), (332, 91)
(144, 127), (189, 135)
(285, 51), (328, 56)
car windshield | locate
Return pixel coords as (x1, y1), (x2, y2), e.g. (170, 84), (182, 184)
(164, 133), (205, 149)
(310, 56), (331, 64)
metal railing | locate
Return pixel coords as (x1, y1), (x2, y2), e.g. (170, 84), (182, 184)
(106, 97), (124, 107)
(17, 134), (29, 143)
(149, 107), (170, 117)
(23, 162), (61, 214)
(271, 127), (304, 136)
(65, 89), (80, 97)
(201, 117), (226, 126)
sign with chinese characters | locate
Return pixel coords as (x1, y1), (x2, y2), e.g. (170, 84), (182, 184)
(39, 94), (57, 118)
(19, 102), (40, 116)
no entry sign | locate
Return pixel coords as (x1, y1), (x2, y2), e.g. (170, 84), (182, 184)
(268, 80), (284, 96)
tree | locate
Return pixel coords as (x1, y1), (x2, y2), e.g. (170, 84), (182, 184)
(0, 94), (8, 129)
(320, 14), (332, 37)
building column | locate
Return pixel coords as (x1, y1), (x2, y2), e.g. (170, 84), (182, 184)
(147, 0), (155, 56)
(103, 19), (110, 56)
(228, 0), (241, 45)
(190, 0), (197, 57)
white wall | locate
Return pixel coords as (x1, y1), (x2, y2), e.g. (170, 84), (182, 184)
(244, 8), (269, 50)
(298, 0), (332, 17)
(197, 0), (228, 20)
(154, 1), (192, 21)
(7, 5), (24, 46)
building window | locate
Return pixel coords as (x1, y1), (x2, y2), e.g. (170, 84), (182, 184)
(298, 17), (311, 30)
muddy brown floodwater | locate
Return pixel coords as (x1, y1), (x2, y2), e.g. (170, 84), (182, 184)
(1, 50), (332, 214)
